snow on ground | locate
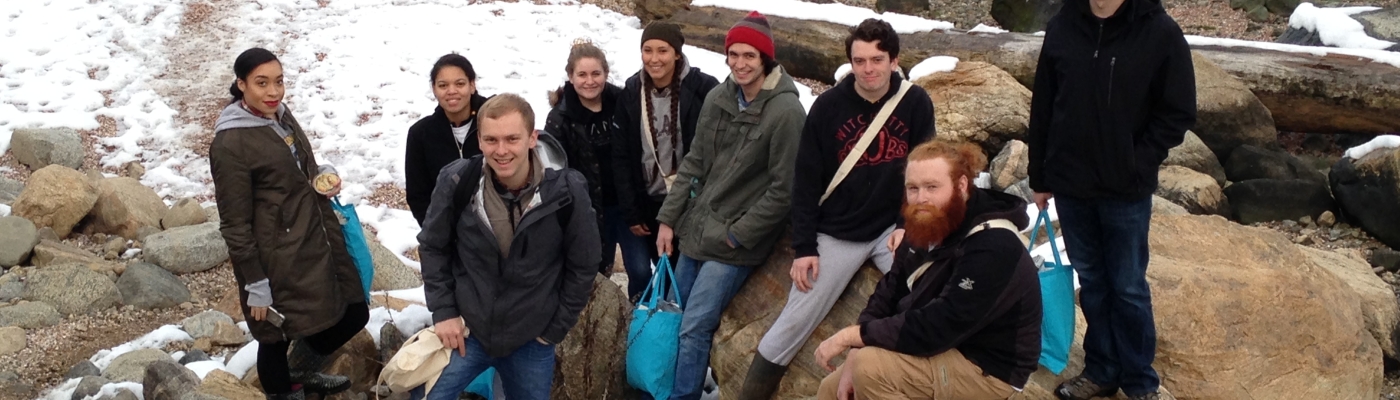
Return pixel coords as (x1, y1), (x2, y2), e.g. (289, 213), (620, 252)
(968, 24), (1009, 35)
(908, 56), (959, 81)
(1289, 3), (1393, 51)
(224, 341), (260, 379)
(1345, 134), (1400, 159)
(0, 204), (9, 217)
(366, 304), (434, 348)
(692, 0), (955, 33)
(89, 325), (191, 369)
(1186, 34), (1400, 68)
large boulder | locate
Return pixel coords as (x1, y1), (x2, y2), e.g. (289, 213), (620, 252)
(1330, 146), (1400, 250)
(1155, 166), (1230, 217)
(143, 360), (200, 400)
(0, 216), (39, 268)
(11, 165), (98, 238)
(88, 177), (165, 239)
(551, 274), (630, 399)
(990, 140), (1029, 191)
(22, 263), (122, 315)
(182, 310), (235, 340)
(1152, 195), (1190, 216)
(915, 61), (1032, 153)
(1304, 247), (1400, 360)
(143, 222), (229, 274)
(1224, 179), (1334, 224)
(103, 348), (172, 383)
(1225, 145), (1327, 185)
(0, 301), (62, 328)
(117, 262), (191, 310)
(1164, 131), (1227, 187)
(161, 198), (207, 230)
(991, 0), (1063, 33)
(369, 235), (422, 291)
(1191, 53), (1278, 161)
(31, 239), (122, 274)
(10, 128), (84, 170)
(1016, 215), (1382, 400)
(0, 178), (22, 206)
(711, 236), (883, 400)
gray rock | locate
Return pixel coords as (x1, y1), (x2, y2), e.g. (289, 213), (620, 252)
(0, 301), (62, 328)
(89, 177), (165, 240)
(0, 178), (22, 206)
(0, 370), (29, 396)
(875, 0), (927, 15)
(1371, 248), (1400, 273)
(181, 310), (234, 339)
(104, 237), (126, 260)
(1152, 195), (1191, 216)
(22, 263), (123, 315)
(0, 216), (39, 268)
(1225, 145), (1328, 185)
(203, 207), (220, 225)
(72, 375), (111, 400)
(37, 227), (59, 242)
(31, 239), (120, 273)
(989, 140), (1029, 191)
(177, 348), (209, 365)
(117, 262), (190, 310)
(0, 282), (20, 303)
(10, 165), (99, 238)
(1224, 179), (1335, 224)
(65, 360), (100, 379)
(1355, 8), (1400, 51)
(111, 389), (140, 400)
(161, 197), (207, 230)
(121, 161), (145, 179)
(102, 348), (170, 382)
(369, 235), (421, 291)
(143, 360), (199, 400)
(1165, 131), (1228, 187)
(143, 223), (228, 274)
(135, 226), (162, 242)
(0, 326), (25, 356)
(10, 128), (84, 170)
(1319, 210), (1337, 227)
(380, 322), (407, 366)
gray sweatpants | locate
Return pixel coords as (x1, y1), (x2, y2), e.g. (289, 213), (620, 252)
(756, 225), (897, 365)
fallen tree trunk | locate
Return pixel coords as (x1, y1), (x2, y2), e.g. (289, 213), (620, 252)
(640, 0), (1400, 134)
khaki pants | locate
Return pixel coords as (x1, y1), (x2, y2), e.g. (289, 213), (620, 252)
(818, 348), (1015, 400)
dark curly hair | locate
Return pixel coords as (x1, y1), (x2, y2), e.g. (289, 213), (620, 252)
(844, 18), (900, 61)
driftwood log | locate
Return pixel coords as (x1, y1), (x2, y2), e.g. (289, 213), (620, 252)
(638, 0), (1400, 134)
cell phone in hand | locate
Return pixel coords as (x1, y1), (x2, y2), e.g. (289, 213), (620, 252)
(266, 307), (285, 328)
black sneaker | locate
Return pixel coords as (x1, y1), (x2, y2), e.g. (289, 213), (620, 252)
(1054, 374), (1119, 400)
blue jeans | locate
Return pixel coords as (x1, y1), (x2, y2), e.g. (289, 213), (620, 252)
(1055, 194), (1159, 396)
(668, 254), (752, 400)
(603, 205), (654, 299)
(413, 336), (555, 400)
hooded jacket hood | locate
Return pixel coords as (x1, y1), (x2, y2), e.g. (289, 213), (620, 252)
(215, 101), (285, 133)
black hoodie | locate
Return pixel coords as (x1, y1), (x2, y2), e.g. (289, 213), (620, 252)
(612, 61), (720, 226)
(858, 188), (1041, 389)
(1026, 0), (1197, 199)
(406, 93), (491, 224)
(791, 72), (936, 258)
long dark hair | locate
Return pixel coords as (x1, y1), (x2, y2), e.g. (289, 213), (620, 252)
(228, 48), (280, 104)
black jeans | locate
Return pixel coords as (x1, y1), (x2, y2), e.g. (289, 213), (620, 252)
(258, 302), (370, 393)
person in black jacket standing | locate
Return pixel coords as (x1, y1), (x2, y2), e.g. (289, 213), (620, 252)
(544, 39), (652, 298)
(1027, 0), (1196, 399)
(406, 53), (491, 225)
(813, 140), (1041, 400)
(612, 22), (719, 270)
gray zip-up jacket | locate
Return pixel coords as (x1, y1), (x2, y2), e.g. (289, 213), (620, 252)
(416, 137), (599, 358)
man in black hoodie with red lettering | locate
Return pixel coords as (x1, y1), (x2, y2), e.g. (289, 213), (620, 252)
(1027, 0), (1196, 399)
(813, 140), (1041, 400)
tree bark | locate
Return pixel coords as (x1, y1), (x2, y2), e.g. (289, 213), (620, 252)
(641, 0), (1400, 134)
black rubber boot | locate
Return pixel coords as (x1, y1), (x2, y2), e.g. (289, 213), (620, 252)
(287, 340), (352, 395)
(737, 353), (788, 400)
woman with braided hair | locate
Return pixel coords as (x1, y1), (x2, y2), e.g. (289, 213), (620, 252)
(612, 22), (719, 279)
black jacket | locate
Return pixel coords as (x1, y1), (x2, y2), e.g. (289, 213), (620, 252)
(612, 64), (720, 226)
(544, 82), (624, 209)
(406, 93), (491, 224)
(859, 188), (1041, 389)
(791, 73), (936, 258)
(1026, 0), (1197, 199)
(416, 156), (600, 358)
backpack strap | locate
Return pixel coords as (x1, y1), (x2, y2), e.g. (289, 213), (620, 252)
(905, 218), (1027, 289)
(449, 157), (485, 246)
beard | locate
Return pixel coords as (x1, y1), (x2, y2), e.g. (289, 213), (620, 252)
(902, 189), (968, 250)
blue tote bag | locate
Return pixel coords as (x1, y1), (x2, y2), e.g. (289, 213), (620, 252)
(1029, 210), (1075, 374)
(626, 256), (684, 399)
(331, 197), (375, 300)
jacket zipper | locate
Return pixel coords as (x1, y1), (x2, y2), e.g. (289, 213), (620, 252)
(1094, 21), (1104, 59)
(1107, 57), (1116, 107)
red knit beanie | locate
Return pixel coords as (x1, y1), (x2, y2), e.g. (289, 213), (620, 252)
(725, 11), (775, 59)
